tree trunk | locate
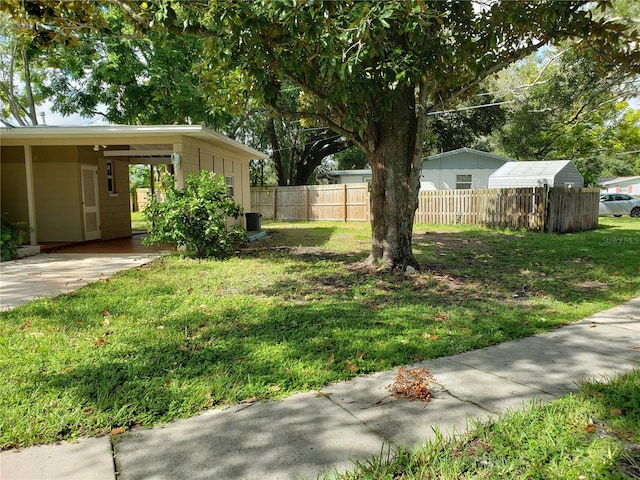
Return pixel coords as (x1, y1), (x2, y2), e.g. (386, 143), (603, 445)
(20, 48), (39, 125)
(366, 86), (425, 270)
(266, 116), (286, 186)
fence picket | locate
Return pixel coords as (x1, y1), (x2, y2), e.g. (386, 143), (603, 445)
(250, 185), (599, 233)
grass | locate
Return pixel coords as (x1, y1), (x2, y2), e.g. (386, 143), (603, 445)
(334, 368), (640, 479)
(0, 217), (639, 450)
(130, 211), (148, 231)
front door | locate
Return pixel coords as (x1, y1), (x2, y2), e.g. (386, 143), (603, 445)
(81, 165), (101, 240)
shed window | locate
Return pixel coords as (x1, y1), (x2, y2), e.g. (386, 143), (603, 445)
(456, 174), (472, 189)
(106, 161), (116, 194)
(225, 175), (234, 197)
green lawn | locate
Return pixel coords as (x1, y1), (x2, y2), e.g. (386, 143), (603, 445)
(130, 211), (148, 231)
(1, 217), (639, 449)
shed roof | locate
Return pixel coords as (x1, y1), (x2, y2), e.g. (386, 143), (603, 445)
(490, 160), (574, 178)
(0, 125), (269, 160)
(426, 148), (515, 163)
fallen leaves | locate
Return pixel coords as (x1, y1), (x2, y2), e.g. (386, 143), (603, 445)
(345, 360), (360, 373)
(387, 367), (435, 403)
(109, 426), (125, 435)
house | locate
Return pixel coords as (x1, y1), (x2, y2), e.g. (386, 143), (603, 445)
(420, 148), (514, 190)
(488, 160), (584, 189)
(323, 169), (372, 184)
(324, 148), (515, 190)
(598, 176), (640, 195)
(0, 125), (268, 246)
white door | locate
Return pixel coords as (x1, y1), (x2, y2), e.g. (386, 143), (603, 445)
(81, 165), (101, 240)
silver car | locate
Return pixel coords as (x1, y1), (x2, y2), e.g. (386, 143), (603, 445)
(599, 193), (640, 217)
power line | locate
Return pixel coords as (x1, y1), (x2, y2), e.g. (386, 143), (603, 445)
(427, 101), (516, 116)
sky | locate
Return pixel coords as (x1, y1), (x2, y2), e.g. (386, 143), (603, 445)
(39, 100), (109, 126)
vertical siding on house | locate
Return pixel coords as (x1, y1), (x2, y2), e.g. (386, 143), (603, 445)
(0, 146), (29, 226)
(420, 151), (509, 190)
(178, 138), (253, 228)
(32, 146), (83, 242)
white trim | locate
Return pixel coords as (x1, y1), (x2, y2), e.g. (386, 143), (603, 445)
(103, 149), (173, 157)
(0, 125), (269, 159)
(23, 145), (37, 246)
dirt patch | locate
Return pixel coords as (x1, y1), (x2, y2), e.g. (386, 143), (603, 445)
(574, 281), (609, 291)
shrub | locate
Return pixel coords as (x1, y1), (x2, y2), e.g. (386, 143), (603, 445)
(1, 217), (27, 262)
(143, 171), (247, 258)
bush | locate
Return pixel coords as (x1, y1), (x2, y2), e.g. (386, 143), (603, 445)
(1, 217), (27, 262)
(143, 171), (247, 258)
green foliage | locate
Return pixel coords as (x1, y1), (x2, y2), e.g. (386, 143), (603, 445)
(0, 217), (27, 261)
(0, 12), (49, 126)
(128, 164), (151, 197)
(44, 17), (232, 127)
(490, 47), (640, 182)
(334, 146), (370, 171)
(143, 171), (246, 259)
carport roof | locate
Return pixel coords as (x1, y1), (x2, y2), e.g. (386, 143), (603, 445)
(0, 124), (269, 160)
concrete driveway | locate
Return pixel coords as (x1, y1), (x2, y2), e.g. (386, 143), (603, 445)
(0, 241), (168, 311)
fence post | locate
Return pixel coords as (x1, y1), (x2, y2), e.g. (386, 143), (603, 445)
(306, 187), (310, 221)
(273, 188), (278, 220)
(343, 184), (348, 222)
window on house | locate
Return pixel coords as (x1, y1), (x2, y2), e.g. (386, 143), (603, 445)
(456, 174), (472, 189)
(106, 161), (116, 194)
(225, 175), (234, 197)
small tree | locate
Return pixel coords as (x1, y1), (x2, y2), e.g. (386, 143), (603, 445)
(143, 171), (246, 259)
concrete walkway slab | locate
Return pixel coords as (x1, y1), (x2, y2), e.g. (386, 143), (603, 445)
(0, 253), (164, 311)
(422, 357), (557, 415)
(321, 369), (489, 449)
(445, 335), (639, 397)
(545, 321), (640, 361)
(115, 391), (385, 480)
(0, 436), (114, 480)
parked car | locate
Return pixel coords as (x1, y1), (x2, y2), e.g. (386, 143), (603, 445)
(599, 193), (640, 217)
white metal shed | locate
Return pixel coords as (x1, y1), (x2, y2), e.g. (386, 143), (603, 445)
(488, 160), (584, 188)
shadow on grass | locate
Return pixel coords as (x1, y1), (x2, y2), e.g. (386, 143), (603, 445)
(2, 220), (639, 448)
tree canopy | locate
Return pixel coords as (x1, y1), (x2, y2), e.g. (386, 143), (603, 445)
(4, 0), (639, 268)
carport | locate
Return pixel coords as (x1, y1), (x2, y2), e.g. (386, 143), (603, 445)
(1, 125), (268, 247)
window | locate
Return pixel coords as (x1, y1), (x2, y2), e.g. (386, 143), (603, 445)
(456, 174), (472, 190)
(225, 175), (234, 197)
(106, 161), (116, 194)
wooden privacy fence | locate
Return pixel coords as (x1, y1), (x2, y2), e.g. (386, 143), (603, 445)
(251, 184), (369, 222)
(250, 184), (600, 233)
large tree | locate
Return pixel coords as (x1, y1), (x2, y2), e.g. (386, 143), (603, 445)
(145, 1), (638, 269)
(7, 1), (639, 268)
(0, 12), (48, 126)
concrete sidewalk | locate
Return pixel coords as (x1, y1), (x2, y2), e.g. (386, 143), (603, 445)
(2, 298), (639, 479)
